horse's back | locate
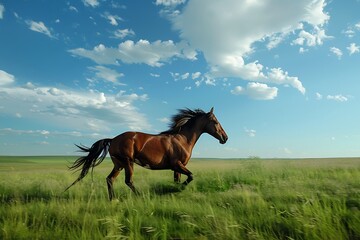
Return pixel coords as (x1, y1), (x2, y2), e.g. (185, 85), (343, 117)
(109, 131), (156, 158)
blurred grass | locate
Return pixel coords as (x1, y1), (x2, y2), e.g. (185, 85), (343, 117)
(0, 156), (359, 239)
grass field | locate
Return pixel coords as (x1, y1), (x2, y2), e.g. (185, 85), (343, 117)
(0, 156), (359, 239)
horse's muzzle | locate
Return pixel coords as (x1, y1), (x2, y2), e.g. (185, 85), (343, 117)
(219, 135), (228, 144)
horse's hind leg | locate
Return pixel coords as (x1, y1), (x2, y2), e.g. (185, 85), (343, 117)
(124, 160), (139, 194)
(106, 167), (122, 201)
(174, 171), (181, 183)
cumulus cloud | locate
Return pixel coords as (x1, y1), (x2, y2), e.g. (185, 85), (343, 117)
(293, 26), (331, 47)
(267, 68), (305, 94)
(22, 82), (36, 89)
(26, 20), (55, 38)
(347, 43), (360, 55)
(48, 87), (65, 96)
(231, 82), (278, 100)
(0, 85), (150, 132)
(0, 128), (102, 139)
(0, 70), (15, 85)
(172, 0), (329, 96)
(69, 40), (196, 67)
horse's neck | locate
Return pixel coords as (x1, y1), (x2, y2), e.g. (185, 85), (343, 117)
(179, 120), (205, 148)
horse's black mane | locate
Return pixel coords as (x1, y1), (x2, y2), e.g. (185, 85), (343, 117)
(160, 108), (207, 134)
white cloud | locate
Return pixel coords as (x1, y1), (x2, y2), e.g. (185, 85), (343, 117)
(344, 29), (355, 38)
(267, 32), (289, 50)
(150, 73), (160, 78)
(0, 4), (4, 19)
(113, 29), (135, 39)
(355, 22), (360, 30)
(171, 72), (190, 81)
(330, 47), (343, 59)
(344, 22), (360, 38)
(293, 26), (331, 47)
(347, 43), (360, 55)
(0, 70), (15, 85)
(267, 68), (305, 94)
(23, 82), (36, 89)
(317, 92), (349, 102)
(116, 90), (149, 102)
(82, 0), (99, 8)
(26, 20), (55, 38)
(69, 6), (78, 12)
(88, 65), (125, 85)
(181, 73), (190, 80)
(173, 0), (329, 94)
(69, 40), (195, 67)
(192, 72), (201, 79)
(299, 47), (308, 54)
(204, 76), (216, 86)
(0, 128), (102, 139)
(326, 95), (348, 102)
(103, 13), (123, 26)
(159, 117), (170, 123)
(316, 92), (323, 100)
(231, 82), (278, 100)
(244, 128), (256, 137)
(155, 0), (186, 7)
(48, 87), (65, 96)
(0, 85), (150, 132)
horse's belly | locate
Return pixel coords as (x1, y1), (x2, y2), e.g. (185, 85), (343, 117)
(133, 155), (169, 169)
(134, 142), (170, 169)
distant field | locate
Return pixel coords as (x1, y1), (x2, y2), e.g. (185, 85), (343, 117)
(0, 156), (359, 239)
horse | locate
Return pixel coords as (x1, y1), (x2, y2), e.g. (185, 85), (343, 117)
(65, 107), (228, 200)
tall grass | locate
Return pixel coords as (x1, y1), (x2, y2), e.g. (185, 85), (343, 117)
(0, 157), (359, 239)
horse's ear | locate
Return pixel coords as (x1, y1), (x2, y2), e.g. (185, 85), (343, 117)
(209, 107), (214, 114)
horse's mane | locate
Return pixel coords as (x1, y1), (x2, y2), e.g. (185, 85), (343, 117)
(160, 108), (207, 134)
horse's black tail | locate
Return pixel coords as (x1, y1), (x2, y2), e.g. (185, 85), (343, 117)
(64, 138), (112, 192)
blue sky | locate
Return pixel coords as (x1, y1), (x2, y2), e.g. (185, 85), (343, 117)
(0, 0), (360, 158)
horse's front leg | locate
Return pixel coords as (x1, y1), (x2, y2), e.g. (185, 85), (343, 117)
(173, 161), (193, 185)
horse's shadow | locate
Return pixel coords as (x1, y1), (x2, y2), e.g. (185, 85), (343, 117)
(149, 182), (184, 195)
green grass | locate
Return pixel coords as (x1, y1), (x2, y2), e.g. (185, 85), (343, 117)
(0, 156), (359, 239)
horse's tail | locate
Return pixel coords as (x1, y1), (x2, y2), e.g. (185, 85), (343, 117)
(64, 138), (112, 192)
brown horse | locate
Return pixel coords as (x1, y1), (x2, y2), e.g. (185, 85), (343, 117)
(65, 107), (228, 200)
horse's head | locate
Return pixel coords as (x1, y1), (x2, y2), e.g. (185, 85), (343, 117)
(203, 107), (228, 144)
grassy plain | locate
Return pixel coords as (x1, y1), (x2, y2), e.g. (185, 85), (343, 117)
(0, 156), (359, 239)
